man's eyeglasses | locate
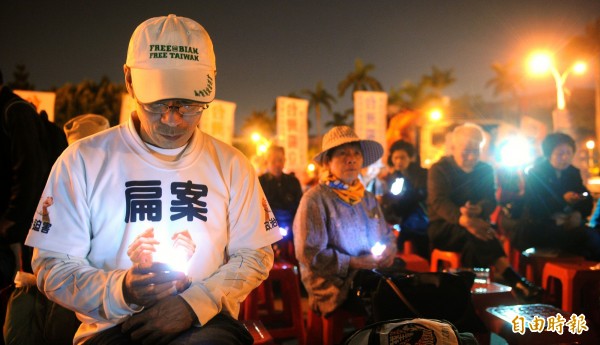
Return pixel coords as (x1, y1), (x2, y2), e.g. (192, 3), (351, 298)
(138, 101), (209, 116)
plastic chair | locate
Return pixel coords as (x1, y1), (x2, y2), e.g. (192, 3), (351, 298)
(430, 249), (462, 272)
(241, 319), (275, 345)
(306, 307), (366, 345)
(542, 260), (600, 313)
(518, 248), (584, 286)
(241, 261), (305, 344)
(396, 253), (429, 272)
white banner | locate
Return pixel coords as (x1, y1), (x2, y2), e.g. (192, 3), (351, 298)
(276, 97), (309, 175)
(14, 90), (56, 122)
(200, 100), (236, 145)
(353, 91), (387, 154)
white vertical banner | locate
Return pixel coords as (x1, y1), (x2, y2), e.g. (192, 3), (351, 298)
(353, 91), (387, 153)
(14, 90), (56, 121)
(200, 100), (236, 145)
(276, 97), (309, 175)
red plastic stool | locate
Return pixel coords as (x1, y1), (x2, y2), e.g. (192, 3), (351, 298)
(241, 320), (275, 345)
(307, 308), (366, 345)
(518, 248), (584, 286)
(397, 253), (429, 272)
(542, 260), (600, 313)
(430, 249), (462, 272)
(242, 261), (305, 344)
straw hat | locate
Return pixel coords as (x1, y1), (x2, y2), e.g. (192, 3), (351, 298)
(313, 126), (383, 167)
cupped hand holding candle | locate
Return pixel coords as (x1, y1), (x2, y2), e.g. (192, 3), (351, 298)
(371, 241), (386, 257)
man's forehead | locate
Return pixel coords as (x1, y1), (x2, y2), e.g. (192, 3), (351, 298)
(454, 137), (481, 150)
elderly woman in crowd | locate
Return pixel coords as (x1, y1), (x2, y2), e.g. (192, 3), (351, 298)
(508, 132), (600, 260)
(293, 126), (397, 319)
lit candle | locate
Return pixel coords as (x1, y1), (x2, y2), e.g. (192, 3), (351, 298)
(390, 178), (404, 196)
(371, 241), (386, 257)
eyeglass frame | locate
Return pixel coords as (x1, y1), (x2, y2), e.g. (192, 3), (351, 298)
(136, 99), (210, 116)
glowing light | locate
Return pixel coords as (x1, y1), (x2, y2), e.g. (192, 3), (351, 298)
(279, 226), (289, 237)
(528, 51), (553, 75)
(154, 243), (189, 274)
(586, 140), (595, 150)
(573, 62), (587, 74)
(251, 132), (261, 142)
(429, 109), (443, 121)
(499, 136), (534, 167)
(390, 177), (405, 195)
(307, 163), (316, 172)
(371, 242), (386, 257)
(257, 143), (269, 155)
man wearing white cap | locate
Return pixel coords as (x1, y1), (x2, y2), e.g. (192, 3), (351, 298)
(25, 15), (281, 345)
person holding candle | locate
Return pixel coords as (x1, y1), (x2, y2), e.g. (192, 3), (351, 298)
(504, 132), (600, 261)
(427, 123), (542, 301)
(380, 140), (430, 260)
(24, 15), (281, 345)
(293, 126), (397, 318)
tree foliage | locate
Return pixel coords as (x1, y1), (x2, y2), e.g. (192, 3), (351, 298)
(53, 77), (124, 128)
(7, 64), (35, 90)
(388, 66), (455, 112)
(302, 81), (336, 138)
(326, 108), (354, 128)
(337, 58), (383, 97)
(240, 109), (276, 139)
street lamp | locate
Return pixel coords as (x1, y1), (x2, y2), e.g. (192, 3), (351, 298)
(528, 51), (587, 132)
(586, 139), (596, 176)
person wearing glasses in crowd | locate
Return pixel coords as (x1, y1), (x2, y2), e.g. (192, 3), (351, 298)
(427, 123), (542, 301)
(25, 15), (280, 345)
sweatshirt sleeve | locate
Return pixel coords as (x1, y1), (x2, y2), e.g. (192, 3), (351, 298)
(178, 246), (274, 325)
(32, 249), (140, 324)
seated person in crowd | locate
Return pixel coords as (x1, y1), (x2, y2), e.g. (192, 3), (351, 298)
(380, 140), (430, 260)
(506, 132), (600, 260)
(24, 15), (280, 345)
(259, 145), (303, 261)
(293, 126), (396, 318)
(427, 123), (541, 300)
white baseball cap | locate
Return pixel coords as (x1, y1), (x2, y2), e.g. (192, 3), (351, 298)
(126, 14), (216, 103)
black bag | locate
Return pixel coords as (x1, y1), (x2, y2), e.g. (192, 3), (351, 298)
(353, 268), (484, 333)
(343, 318), (479, 345)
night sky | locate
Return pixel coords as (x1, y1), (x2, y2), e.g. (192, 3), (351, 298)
(2, 0), (599, 134)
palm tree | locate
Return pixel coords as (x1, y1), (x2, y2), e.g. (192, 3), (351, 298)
(302, 81), (336, 139)
(7, 64), (35, 90)
(325, 108), (354, 128)
(422, 66), (456, 97)
(485, 61), (523, 125)
(337, 58), (383, 98)
(240, 109), (276, 140)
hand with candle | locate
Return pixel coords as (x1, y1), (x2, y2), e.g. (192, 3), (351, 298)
(122, 262), (187, 308)
(564, 191), (586, 204)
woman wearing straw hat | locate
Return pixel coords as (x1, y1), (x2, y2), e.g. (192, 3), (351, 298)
(293, 126), (397, 319)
